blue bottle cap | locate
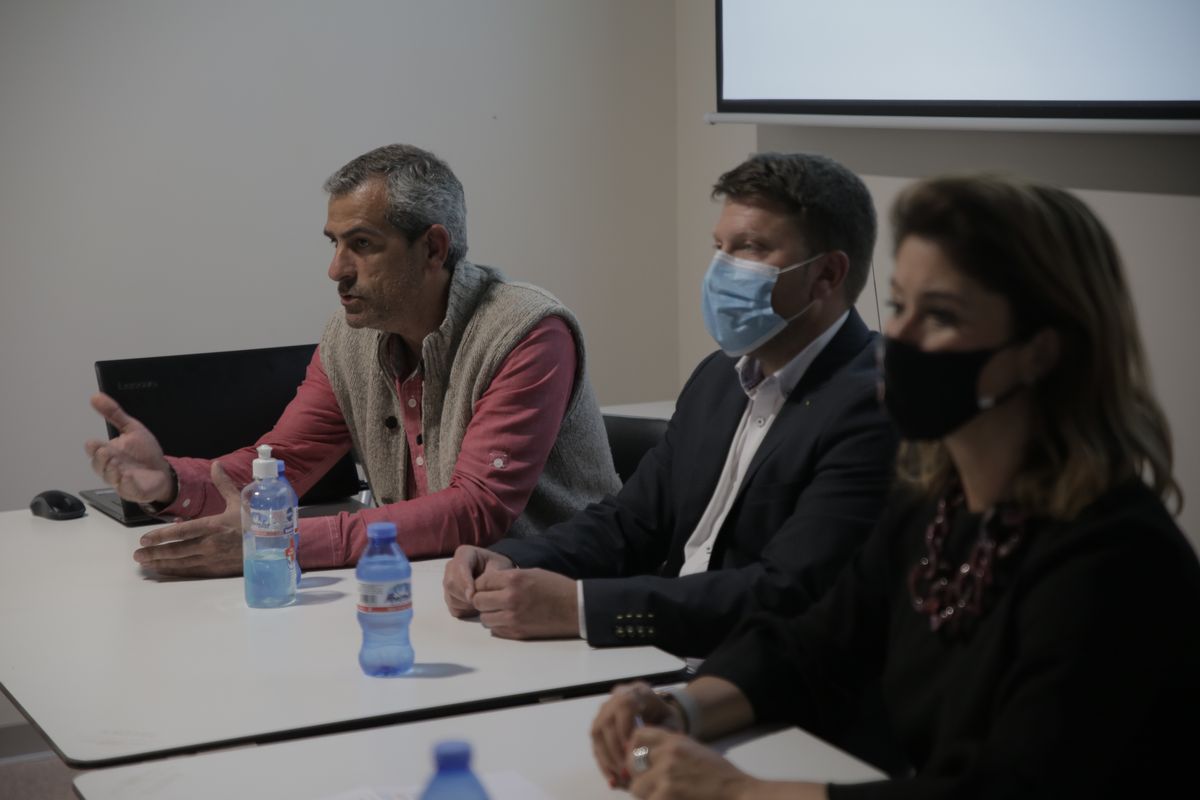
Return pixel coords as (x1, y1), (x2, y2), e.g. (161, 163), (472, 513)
(433, 740), (472, 770)
(366, 521), (397, 539)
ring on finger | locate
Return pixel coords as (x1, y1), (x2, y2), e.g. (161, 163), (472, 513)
(631, 744), (650, 774)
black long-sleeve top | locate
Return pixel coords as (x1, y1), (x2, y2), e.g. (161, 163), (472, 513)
(700, 480), (1200, 798)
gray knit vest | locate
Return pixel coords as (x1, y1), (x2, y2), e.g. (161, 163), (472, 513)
(320, 260), (619, 540)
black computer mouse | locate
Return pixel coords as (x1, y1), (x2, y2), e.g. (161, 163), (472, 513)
(30, 489), (87, 521)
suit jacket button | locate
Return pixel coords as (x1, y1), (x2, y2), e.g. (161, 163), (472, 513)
(384, 416), (399, 430)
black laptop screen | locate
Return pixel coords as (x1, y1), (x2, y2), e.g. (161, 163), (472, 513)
(94, 344), (360, 505)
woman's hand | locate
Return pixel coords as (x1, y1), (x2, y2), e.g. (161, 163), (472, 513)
(625, 727), (756, 799)
(590, 681), (684, 788)
(625, 727), (829, 800)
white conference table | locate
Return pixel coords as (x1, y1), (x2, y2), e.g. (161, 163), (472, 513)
(75, 693), (885, 800)
(0, 509), (684, 768)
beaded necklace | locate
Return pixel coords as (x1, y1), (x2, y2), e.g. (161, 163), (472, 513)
(907, 486), (1029, 634)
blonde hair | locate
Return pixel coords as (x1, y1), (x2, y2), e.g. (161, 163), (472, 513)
(890, 175), (1180, 519)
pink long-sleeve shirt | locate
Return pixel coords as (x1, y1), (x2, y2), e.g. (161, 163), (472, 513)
(161, 316), (577, 568)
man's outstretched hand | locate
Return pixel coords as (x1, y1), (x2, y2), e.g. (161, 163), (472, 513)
(85, 392), (175, 505)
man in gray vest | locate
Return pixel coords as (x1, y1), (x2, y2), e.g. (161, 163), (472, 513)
(86, 144), (620, 576)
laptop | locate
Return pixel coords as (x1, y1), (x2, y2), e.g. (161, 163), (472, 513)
(82, 344), (365, 526)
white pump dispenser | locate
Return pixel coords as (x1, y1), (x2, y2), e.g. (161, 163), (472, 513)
(251, 444), (278, 480)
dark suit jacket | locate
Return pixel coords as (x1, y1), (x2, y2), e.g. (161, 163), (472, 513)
(491, 309), (898, 657)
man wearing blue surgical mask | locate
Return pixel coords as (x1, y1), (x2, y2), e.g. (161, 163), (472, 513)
(443, 154), (898, 676)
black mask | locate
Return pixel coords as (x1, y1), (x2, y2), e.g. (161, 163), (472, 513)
(880, 337), (1024, 440)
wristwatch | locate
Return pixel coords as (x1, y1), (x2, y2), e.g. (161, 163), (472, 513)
(655, 686), (699, 735)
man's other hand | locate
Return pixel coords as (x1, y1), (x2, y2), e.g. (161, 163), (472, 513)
(133, 462), (242, 578)
(471, 566), (579, 639)
(442, 545), (515, 618)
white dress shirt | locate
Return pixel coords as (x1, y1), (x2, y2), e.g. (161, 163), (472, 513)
(576, 311), (849, 637)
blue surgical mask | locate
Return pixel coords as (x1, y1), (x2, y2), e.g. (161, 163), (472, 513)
(701, 250), (824, 357)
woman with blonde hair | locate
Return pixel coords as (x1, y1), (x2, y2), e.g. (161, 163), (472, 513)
(591, 174), (1200, 799)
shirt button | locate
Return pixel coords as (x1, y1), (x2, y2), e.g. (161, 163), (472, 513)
(406, 398), (417, 408)
(415, 455), (425, 467)
(755, 417), (765, 427)
(181, 498), (191, 509)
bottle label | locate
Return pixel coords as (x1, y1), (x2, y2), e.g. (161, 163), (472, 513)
(249, 512), (296, 566)
(248, 510), (295, 534)
(358, 580), (412, 613)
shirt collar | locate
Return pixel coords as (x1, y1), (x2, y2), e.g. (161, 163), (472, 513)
(382, 334), (422, 381)
(735, 310), (850, 398)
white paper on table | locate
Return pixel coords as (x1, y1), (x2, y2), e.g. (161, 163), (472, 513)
(322, 769), (558, 800)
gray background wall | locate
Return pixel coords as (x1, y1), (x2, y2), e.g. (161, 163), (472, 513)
(1, 0), (1197, 734)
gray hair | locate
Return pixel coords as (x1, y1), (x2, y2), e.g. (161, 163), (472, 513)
(323, 144), (468, 270)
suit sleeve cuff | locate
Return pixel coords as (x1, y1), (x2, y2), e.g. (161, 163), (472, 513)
(581, 579), (660, 647)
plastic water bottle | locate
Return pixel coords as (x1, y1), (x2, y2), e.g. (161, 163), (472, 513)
(276, 461), (301, 586)
(241, 445), (297, 608)
(419, 740), (489, 799)
(356, 521), (414, 676)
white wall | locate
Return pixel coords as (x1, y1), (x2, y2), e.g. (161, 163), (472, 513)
(0, 0), (679, 515)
